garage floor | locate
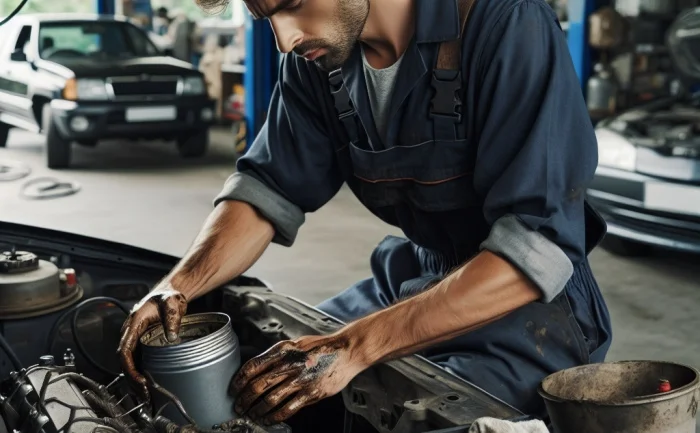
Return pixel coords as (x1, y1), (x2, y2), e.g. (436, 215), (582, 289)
(2, 127), (699, 371)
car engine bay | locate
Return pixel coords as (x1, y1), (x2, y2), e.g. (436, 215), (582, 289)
(0, 223), (523, 433)
(603, 96), (700, 158)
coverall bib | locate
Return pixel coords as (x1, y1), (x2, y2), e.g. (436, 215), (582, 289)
(215, 0), (613, 417)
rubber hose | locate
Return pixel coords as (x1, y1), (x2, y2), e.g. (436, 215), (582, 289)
(0, 332), (22, 371)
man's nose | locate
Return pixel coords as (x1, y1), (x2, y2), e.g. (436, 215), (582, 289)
(269, 17), (303, 54)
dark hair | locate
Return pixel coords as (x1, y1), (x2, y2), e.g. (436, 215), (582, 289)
(195, 0), (230, 14)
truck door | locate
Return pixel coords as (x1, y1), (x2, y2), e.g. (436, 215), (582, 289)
(0, 24), (37, 131)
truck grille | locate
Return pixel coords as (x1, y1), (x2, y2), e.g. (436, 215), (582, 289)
(107, 76), (180, 100)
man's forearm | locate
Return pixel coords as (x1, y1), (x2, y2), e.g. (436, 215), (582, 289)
(340, 250), (542, 367)
(163, 200), (275, 301)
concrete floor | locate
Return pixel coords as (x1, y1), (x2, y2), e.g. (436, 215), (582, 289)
(2, 127), (699, 374)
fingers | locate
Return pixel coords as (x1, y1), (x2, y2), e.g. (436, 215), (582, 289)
(230, 343), (290, 394)
(117, 304), (159, 401)
(247, 378), (300, 420)
(159, 293), (187, 342)
(234, 371), (294, 415)
(263, 390), (320, 425)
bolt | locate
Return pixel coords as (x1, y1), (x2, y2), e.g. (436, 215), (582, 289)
(64, 349), (75, 366)
(39, 355), (54, 366)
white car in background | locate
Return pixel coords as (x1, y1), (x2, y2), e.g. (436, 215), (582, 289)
(586, 7), (700, 256)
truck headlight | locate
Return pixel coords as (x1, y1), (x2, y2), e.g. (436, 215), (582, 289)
(63, 78), (108, 101)
(595, 128), (637, 171)
(182, 76), (205, 95)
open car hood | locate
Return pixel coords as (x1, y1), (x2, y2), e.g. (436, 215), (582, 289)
(0, 222), (522, 433)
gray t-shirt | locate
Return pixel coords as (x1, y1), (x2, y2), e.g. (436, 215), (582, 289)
(361, 46), (404, 145)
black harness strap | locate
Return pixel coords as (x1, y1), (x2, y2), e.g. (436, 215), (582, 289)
(327, 0), (477, 178)
(430, 0), (477, 141)
(328, 69), (361, 148)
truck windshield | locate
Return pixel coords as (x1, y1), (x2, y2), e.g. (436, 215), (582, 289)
(38, 21), (160, 60)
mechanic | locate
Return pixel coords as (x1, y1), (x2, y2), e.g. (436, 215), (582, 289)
(118, 0), (613, 425)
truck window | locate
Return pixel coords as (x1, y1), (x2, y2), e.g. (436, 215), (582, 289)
(14, 25), (32, 53)
(38, 21), (159, 60)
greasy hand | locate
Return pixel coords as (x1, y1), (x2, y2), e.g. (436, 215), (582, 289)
(117, 284), (187, 402)
(231, 334), (365, 425)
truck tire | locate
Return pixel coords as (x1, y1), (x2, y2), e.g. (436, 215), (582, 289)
(42, 105), (72, 169)
(177, 129), (208, 158)
(0, 123), (9, 147)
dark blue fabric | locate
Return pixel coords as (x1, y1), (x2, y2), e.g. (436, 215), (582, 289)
(234, 0), (613, 415)
(317, 236), (613, 417)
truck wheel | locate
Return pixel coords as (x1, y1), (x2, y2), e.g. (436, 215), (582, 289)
(42, 105), (72, 169)
(0, 123), (9, 147)
(177, 129), (208, 158)
(601, 235), (652, 257)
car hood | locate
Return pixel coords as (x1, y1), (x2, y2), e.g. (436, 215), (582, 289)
(51, 56), (198, 78)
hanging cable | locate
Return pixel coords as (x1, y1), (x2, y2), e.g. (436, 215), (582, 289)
(46, 296), (131, 376)
(0, 332), (23, 371)
(0, 0), (30, 27)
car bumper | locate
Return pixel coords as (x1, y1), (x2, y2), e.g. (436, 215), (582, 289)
(49, 98), (215, 141)
(587, 166), (700, 253)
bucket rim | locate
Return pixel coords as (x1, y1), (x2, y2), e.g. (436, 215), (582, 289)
(537, 360), (700, 407)
(140, 312), (233, 350)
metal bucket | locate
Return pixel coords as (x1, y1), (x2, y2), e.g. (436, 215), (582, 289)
(538, 361), (700, 433)
(140, 312), (241, 428)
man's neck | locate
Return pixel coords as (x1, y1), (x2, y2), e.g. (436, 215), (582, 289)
(358, 0), (415, 69)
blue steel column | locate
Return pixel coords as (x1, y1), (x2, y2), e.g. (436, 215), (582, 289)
(96, 0), (115, 14)
(244, 15), (279, 153)
(567, 0), (596, 92)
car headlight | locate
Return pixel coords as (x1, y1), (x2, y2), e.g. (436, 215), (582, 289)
(63, 78), (108, 101)
(182, 76), (205, 95)
(595, 128), (637, 171)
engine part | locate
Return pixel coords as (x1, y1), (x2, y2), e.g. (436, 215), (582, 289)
(587, 63), (619, 119)
(589, 6), (628, 49)
(0, 250), (82, 320)
(140, 313), (241, 428)
(0, 357), (289, 433)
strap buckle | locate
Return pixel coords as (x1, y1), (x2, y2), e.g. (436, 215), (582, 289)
(430, 69), (463, 122)
(329, 69), (355, 119)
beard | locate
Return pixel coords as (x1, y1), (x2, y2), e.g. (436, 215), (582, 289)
(293, 0), (369, 71)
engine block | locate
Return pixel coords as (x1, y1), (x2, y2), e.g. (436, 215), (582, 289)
(0, 353), (290, 433)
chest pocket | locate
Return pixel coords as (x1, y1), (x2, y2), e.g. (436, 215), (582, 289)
(345, 138), (478, 212)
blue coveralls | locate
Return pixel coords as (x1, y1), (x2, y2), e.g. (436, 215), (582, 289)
(215, 0), (613, 417)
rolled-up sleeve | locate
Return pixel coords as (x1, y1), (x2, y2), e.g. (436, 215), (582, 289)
(474, 0), (598, 302)
(215, 54), (345, 247)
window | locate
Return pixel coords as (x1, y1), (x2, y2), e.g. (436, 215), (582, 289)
(38, 21), (160, 61)
(14, 25), (32, 53)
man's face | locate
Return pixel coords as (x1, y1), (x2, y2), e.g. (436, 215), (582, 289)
(243, 0), (369, 71)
